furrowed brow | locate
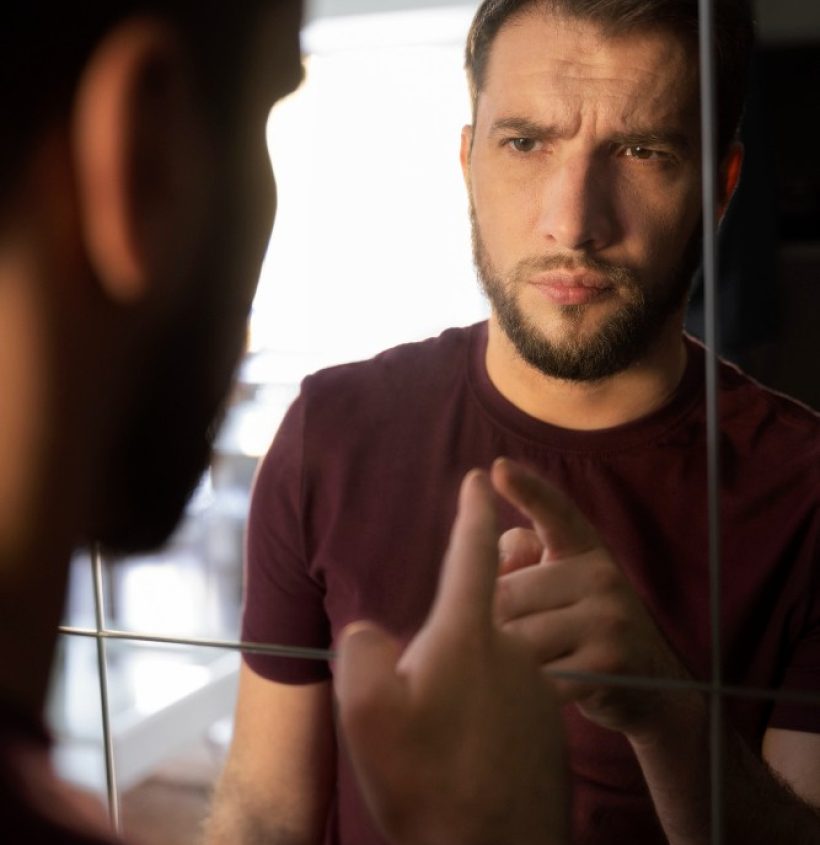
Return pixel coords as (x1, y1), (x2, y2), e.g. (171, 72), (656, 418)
(489, 117), (563, 140)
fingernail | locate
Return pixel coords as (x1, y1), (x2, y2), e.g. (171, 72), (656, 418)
(461, 468), (490, 496)
(339, 620), (377, 645)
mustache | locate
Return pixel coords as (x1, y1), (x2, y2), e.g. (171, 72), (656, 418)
(511, 254), (638, 288)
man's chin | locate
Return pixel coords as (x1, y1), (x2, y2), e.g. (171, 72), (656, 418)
(497, 305), (651, 382)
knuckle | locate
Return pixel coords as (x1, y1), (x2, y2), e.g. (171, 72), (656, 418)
(585, 642), (627, 678)
(587, 559), (621, 594)
(596, 601), (631, 639)
(599, 648), (628, 677)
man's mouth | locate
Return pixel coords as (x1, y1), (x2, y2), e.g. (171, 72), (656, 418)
(529, 271), (615, 306)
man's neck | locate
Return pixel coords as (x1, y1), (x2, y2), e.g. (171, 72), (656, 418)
(485, 316), (688, 431)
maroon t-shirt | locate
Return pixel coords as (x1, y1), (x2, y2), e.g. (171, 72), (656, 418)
(243, 322), (819, 845)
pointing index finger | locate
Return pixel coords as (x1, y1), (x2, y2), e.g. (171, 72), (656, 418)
(491, 457), (598, 560)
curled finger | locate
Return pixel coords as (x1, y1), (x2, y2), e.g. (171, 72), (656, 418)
(498, 526), (543, 575)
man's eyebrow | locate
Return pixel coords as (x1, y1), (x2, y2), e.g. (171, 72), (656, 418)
(609, 130), (693, 154)
(488, 117), (693, 155)
(489, 117), (562, 138)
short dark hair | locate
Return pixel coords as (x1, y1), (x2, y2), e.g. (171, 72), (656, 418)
(0, 2), (272, 204)
(464, 0), (754, 158)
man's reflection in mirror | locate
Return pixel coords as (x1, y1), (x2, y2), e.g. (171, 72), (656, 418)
(209, 1), (820, 844)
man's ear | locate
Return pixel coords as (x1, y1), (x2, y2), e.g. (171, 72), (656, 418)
(718, 142), (743, 221)
(72, 18), (210, 305)
(460, 124), (473, 185)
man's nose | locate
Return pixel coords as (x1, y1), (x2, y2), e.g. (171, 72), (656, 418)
(537, 154), (617, 252)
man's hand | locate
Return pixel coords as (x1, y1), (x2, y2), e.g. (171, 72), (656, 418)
(492, 457), (694, 741)
(334, 469), (568, 845)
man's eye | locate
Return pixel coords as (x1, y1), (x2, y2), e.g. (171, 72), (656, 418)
(623, 145), (662, 160)
(509, 137), (538, 153)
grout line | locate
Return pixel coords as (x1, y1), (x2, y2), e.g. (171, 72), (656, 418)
(56, 624), (820, 705)
(91, 547), (121, 834)
(698, 0), (723, 839)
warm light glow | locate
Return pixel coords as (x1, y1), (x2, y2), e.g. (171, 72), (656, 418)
(250, 6), (488, 380)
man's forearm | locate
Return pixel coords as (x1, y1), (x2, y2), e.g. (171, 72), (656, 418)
(630, 695), (820, 844)
(203, 773), (319, 845)
(204, 806), (314, 845)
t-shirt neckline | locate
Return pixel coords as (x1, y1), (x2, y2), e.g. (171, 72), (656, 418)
(467, 321), (705, 454)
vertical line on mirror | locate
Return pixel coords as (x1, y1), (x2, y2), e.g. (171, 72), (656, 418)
(91, 544), (121, 834)
(698, 0), (723, 841)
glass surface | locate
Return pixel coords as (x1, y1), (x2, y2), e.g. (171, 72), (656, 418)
(250, 4), (487, 377)
(48, 4), (820, 841)
(102, 473), (246, 642)
(47, 635), (107, 796)
(61, 549), (96, 629)
(48, 638), (242, 796)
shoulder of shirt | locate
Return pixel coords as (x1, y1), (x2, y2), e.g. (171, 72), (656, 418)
(680, 335), (818, 471)
(710, 349), (820, 462)
(299, 323), (478, 401)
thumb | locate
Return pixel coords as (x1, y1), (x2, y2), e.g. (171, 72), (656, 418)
(430, 469), (499, 630)
(335, 622), (405, 739)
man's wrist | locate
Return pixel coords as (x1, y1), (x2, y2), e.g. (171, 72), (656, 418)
(627, 686), (708, 753)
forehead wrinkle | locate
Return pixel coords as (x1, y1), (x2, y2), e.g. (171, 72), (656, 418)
(493, 51), (687, 99)
(485, 78), (686, 140)
(485, 10), (694, 99)
(479, 18), (698, 142)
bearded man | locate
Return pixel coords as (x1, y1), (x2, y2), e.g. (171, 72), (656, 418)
(209, 1), (820, 843)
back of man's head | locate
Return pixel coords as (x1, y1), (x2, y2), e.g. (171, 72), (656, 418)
(1, 2), (270, 209)
(0, 1), (303, 555)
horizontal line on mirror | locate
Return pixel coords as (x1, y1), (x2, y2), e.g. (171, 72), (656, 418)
(57, 625), (820, 706)
(57, 625), (336, 662)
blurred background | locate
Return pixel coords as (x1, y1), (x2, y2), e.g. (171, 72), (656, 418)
(49, 1), (819, 842)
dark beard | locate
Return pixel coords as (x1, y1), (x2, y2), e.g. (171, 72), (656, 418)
(85, 280), (248, 556)
(471, 206), (700, 382)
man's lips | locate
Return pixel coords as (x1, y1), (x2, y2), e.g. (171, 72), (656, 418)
(529, 271), (615, 306)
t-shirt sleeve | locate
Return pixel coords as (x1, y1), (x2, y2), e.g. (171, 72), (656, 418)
(240, 392), (331, 684)
(769, 512), (820, 733)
